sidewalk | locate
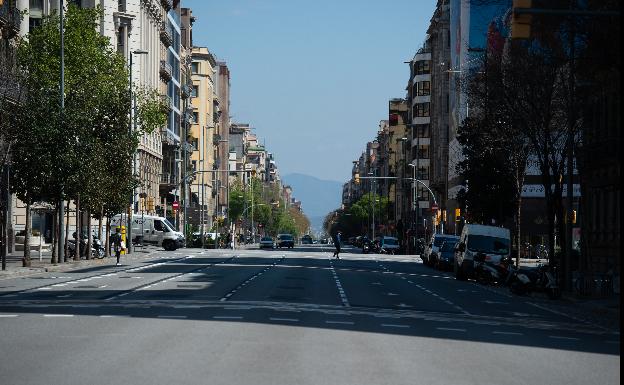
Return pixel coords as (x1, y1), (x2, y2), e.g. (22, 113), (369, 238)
(0, 245), (162, 279)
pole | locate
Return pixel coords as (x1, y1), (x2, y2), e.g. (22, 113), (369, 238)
(415, 126), (420, 239)
(127, 53), (133, 254)
(372, 170), (375, 241)
(58, 0), (65, 265)
(251, 174), (254, 243)
(564, 12), (576, 290)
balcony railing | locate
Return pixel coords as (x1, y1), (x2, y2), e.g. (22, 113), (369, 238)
(160, 94), (172, 112)
(159, 60), (172, 81)
(181, 83), (192, 99)
(160, 21), (173, 47)
(0, 2), (21, 37)
(161, 0), (173, 12)
(160, 173), (176, 185)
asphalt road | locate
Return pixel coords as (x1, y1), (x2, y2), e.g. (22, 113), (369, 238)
(0, 245), (619, 385)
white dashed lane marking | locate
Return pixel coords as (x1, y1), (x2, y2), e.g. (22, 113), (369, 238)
(437, 327), (466, 332)
(548, 336), (580, 341)
(0, 314), (19, 318)
(492, 331), (523, 335)
(269, 317), (299, 322)
(325, 320), (354, 325)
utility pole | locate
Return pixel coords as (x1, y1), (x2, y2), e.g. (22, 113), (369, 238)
(58, 0), (65, 265)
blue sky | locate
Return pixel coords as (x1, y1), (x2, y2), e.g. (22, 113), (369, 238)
(185, 0), (437, 182)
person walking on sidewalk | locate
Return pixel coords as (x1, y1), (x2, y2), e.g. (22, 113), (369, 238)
(332, 231), (342, 259)
(112, 227), (124, 266)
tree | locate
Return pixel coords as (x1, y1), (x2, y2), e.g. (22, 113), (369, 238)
(11, 5), (165, 265)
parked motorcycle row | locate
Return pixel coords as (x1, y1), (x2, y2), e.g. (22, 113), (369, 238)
(67, 232), (106, 260)
(422, 242), (561, 300)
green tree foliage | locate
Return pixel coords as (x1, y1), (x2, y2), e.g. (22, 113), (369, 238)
(11, 5), (165, 264)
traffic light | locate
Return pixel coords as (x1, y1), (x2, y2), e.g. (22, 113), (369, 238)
(354, 173), (360, 184)
(455, 208), (461, 222)
(511, 0), (532, 39)
(572, 210), (577, 224)
(442, 210), (447, 222)
(251, 169), (256, 177)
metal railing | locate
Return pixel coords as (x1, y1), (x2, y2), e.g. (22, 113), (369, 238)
(159, 60), (172, 80)
(160, 22), (173, 47)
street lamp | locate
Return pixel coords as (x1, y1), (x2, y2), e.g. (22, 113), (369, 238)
(127, 49), (148, 254)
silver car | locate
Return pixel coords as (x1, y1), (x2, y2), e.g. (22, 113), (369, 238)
(259, 236), (275, 249)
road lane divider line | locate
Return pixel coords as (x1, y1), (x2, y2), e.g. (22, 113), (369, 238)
(157, 315), (188, 319)
(0, 314), (19, 317)
(329, 258), (350, 307)
(548, 335), (580, 341)
(381, 324), (410, 328)
(43, 314), (74, 317)
(269, 317), (299, 322)
(218, 255), (286, 302)
(437, 327), (466, 332)
(492, 331), (523, 335)
(325, 320), (354, 325)
(213, 316), (243, 320)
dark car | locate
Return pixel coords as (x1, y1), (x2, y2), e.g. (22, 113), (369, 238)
(434, 240), (458, 270)
(301, 235), (313, 244)
(277, 234), (294, 248)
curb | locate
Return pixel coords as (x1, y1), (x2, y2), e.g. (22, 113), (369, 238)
(0, 248), (163, 280)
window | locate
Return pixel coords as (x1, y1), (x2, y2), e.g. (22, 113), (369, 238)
(191, 62), (199, 74)
(414, 124), (429, 138)
(192, 111), (199, 123)
(413, 102), (430, 117)
(417, 81), (430, 96)
(415, 60), (430, 75)
(191, 85), (198, 97)
(417, 165), (429, 180)
(418, 145), (430, 159)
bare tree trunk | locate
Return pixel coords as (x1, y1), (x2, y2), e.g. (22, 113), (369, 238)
(22, 199), (31, 267)
(98, 206), (103, 241)
(105, 216), (111, 259)
(74, 194), (80, 260)
(50, 207), (57, 264)
(64, 200), (69, 262)
(86, 208), (92, 260)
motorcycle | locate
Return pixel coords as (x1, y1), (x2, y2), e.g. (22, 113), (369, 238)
(473, 253), (501, 285)
(362, 241), (370, 254)
(507, 262), (561, 299)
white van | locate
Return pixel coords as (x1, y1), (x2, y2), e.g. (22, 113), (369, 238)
(111, 215), (184, 251)
(454, 224), (511, 281)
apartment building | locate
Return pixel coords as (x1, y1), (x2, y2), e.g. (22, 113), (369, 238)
(189, 46), (217, 231)
(407, 43), (433, 238)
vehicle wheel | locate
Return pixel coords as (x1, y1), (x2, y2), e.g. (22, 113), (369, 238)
(163, 240), (174, 251)
(455, 263), (467, 281)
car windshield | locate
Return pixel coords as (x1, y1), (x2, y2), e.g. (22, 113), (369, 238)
(434, 236), (455, 247)
(163, 219), (176, 232)
(440, 241), (458, 252)
(261, 237), (272, 241)
(467, 235), (510, 255)
(384, 238), (398, 245)
(280, 235), (293, 240)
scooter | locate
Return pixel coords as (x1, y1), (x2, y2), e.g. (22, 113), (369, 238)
(362, 241), (370, 254)
(473, 253), (501, 285)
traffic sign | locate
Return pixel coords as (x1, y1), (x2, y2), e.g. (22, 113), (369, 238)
(172, 201), (179, 210)
(431, 203), (439, 212)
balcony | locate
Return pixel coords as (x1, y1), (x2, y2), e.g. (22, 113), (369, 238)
(160, 173), (177, 185)
(160, 94), (172, 112)
(161, 0), (173, 12)
(181, 83), (192, 99)
(160, 22), (173, 47)
(213, 134), (222, 146)
(0, 2), (21, 38)
(160, 128), (177, 146)
(183, 108), (194, 124)
(159, 60), (172, 81)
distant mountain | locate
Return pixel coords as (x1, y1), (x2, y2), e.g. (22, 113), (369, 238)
(282, 173), (343, 233)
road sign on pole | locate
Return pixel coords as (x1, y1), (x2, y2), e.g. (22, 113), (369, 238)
(172, 201), (179, 211)
(431, 203), (439, 213)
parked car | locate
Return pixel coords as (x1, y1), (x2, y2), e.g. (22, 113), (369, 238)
(377, 236), (400, 254)
(301, 234), (313, 244)
(433, 239), (459, 270)
(277, 233), (295, 248)
(454, 224), (511, 281)
(423, 234), (460, 266)
(259, 236), (275, 249)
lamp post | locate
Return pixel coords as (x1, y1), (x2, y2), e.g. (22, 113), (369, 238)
(127, 49), (148, 255)
(368, 171), (375, 240)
